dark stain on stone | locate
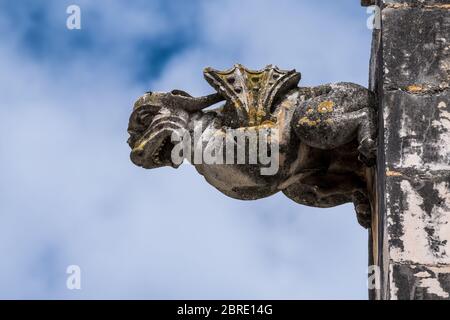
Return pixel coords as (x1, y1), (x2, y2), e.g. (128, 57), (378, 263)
(392, 264), (450, 300)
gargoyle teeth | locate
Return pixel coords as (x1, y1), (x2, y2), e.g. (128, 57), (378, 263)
(151, 136), (173, 165)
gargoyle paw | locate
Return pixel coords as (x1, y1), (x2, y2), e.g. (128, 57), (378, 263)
(358, 137), (376, 166)
(356, 203), (372, 229)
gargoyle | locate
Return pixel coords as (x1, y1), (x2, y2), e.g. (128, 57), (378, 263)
(127, 64), (377, 228)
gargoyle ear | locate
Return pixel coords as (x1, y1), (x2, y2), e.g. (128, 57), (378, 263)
(171, 90), (192, 97)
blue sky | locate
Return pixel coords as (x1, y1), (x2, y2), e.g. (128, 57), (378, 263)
(0, 0), (373, 299)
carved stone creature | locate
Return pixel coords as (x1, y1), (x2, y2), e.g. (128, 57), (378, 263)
(127, 64), (377, 228)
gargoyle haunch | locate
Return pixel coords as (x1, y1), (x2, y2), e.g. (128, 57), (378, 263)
(127, 64), (377, 228)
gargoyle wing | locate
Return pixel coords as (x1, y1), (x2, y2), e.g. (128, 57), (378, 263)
(203, 64), (301, 126)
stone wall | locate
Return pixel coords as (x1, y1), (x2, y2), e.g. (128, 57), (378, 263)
(364, 0), (450, 299)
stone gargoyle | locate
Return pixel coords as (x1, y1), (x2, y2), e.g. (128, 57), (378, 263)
(127, 64), (377, 228)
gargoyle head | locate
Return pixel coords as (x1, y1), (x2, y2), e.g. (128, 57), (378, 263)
(127, 90), (223, 169)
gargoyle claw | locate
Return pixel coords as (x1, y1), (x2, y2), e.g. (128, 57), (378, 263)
(358, 137), (376, 166)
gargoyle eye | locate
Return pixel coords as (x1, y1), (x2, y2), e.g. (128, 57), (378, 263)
(137, 109), (158, 125)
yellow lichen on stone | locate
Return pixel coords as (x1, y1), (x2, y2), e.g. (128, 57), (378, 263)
(406, 85), (423, 93)
(260, 120), (276, 127)
(256, 110), (267, 124)
(317, 101), (335, 113)
(386, 169), (402, 177)
(134, 140), (147, 152)
(299, 117), (320, 126)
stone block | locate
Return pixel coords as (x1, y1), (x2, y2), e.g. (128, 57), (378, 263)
(382, 8), (450, 89)
(383, 90), (450, 171)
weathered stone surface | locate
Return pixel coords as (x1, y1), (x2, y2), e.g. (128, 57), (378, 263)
(361, 0), (377, 6)
(384, 90), (450, 171)
(369, 0), (450, 300)
(391, 264), (450, 300)
(386, 175), (450, 265)
(382, 7), (450, 90)
(362, 0), (450, 7)
(382, 0), (450, 5)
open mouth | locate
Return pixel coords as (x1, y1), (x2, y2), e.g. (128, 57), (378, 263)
(130, 128), (180, 169)
(129, 112), (187, 169)
(152, 135), (175, 167)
